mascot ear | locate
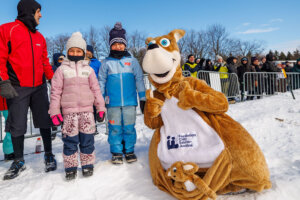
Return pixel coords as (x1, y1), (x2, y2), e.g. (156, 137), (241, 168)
(169, 29), (185, 43)
(145, 37), (154, 45)
(183, 163), (199, 174)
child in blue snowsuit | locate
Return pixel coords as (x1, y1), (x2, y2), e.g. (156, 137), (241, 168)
(99, 22), (146, 164)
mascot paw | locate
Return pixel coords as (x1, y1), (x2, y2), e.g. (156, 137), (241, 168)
(146, 89), (164, 118)
(177, 81), (193, 110)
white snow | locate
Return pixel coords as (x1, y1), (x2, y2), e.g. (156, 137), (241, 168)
(0, 90), (300, 200)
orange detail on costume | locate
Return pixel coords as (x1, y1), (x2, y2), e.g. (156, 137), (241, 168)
(124, 62), (131, 66)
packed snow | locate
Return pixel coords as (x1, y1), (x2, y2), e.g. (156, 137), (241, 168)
(0, 90), (300, 200)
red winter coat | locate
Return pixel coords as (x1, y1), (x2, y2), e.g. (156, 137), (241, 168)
(0, 20), (53, 87)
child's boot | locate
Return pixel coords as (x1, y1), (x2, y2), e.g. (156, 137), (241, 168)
(66, 170), (77, 181)
(112, 153), (123, 164)
(82, 167), (94, 177)
(125, 152), (137, 163)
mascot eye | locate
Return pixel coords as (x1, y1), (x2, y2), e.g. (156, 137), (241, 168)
(173, 167), (177, 173)
(160, 38), (170, 47)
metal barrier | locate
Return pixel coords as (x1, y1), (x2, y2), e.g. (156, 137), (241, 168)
(2, 72), (299, 142)
(182, 70), (191, 77)
(243, 72), (300, 99)
(197, 71), (241, 99)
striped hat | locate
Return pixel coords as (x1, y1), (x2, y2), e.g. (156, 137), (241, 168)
(109, 22), (127, 47)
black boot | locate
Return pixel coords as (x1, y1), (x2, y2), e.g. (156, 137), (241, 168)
(4, 153), (15, 161)
(125, 152), (137, 163)
(65, 170), (77, 181)
(111, 153), (123, 164)
(44, 153), (57, 172)
(3, 159), (26, 180)
(82, 167), (94, 177)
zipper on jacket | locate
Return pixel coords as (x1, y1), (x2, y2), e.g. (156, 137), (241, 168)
(28, 31), (35, 87)
(120, 72), (124, 106)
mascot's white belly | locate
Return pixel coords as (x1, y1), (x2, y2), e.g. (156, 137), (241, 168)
(157, 97), (224, 170)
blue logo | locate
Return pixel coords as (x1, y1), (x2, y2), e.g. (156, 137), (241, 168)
(167, 136), (179, 150)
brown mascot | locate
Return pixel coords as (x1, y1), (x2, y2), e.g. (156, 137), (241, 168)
(142, 29), (271, 200)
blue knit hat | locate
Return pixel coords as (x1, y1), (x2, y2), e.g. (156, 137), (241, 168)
(87, 45), (94, 55)
(109, 22), (127, 47)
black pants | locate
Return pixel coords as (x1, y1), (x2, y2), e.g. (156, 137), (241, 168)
(6, 84), (52, 160)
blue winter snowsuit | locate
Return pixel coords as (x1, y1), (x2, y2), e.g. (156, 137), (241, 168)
(99, 54), (146, 154)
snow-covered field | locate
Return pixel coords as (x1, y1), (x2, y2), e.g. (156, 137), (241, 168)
(0, 91), (300, 200)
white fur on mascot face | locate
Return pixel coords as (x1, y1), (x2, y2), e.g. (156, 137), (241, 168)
(142, 29), (185, 84)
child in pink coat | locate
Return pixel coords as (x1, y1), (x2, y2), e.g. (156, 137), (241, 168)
(49, 32), (106, 180)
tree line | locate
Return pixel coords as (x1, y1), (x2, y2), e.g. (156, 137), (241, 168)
(45, 24), (299, 65)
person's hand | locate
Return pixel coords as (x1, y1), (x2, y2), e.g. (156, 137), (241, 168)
(0, 80), (18, 99)
(140, 100), (146, 114)
(51, 114), (63, 126)
(96, 111), (105, 122)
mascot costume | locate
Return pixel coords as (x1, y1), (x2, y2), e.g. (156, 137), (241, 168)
(142, 29), (271, 200)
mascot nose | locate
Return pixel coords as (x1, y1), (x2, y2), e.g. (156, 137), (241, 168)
(148, 43), (159, 50)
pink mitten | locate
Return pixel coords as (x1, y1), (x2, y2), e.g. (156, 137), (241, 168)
(51, 114), (63, 126)
(96, 111), (105, 122)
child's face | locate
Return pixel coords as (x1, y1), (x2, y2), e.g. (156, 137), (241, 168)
(68, 47), (84, 57)
(111, 43), (126, 51)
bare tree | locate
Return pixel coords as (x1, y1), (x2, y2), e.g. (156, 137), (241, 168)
(98, 25), (111, 58)
(206, 24), (229, 59)
(53, 33), (70, 54)
(127, 30), (147, 65)
(84, 26), (102, 59)
(45, 37), (55, 63)
(237, 40), (264, 57)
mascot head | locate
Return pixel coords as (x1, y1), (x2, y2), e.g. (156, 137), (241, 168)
(142, 29), (185, 84)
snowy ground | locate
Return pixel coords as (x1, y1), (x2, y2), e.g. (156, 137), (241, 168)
(0, 91), (300, 200)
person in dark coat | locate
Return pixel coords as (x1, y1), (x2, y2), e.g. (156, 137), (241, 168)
(291, 58), (300, 89)
(237, 57), (255, 100)
(204, 59), (213, 71)
(261, 53), (280, 95)
(226, 56), (238, 74)
(52, 53), (65, 72)
(251, 57), (263, 99)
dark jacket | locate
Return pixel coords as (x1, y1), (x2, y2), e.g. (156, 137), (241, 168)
(291, 58), (300, 73)
(226, 57), (238, 74)
(52, 53), (64, 72)
(261, 54), (278, 72)
(204, 59), (213, 71)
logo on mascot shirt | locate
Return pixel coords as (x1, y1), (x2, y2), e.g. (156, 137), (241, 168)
(167, 133), (198, 150)
(124, 62), (131, 66)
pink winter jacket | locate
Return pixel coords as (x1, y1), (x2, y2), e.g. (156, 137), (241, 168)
(49, 60), (106, 117)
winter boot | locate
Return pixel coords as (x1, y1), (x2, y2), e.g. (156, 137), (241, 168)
(82, 167), (94, 177)
(44, 153), (57, 172)
(65, 170), (77, 181)
(111, 153), (123, 165)
(4, 153), (15, 161)
(3, 159), (26, 180)
(125, 152), (137, 163)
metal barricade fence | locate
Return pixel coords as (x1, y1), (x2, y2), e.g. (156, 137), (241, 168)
(182, 70), (191, 77)
(197, 71), (241, 99)
(243, 72), (300, 99)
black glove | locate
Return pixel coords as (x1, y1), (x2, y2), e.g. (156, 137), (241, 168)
(140, 100), (146, 114)
(96, 111), (105, 122)
(0, 80), (18, 99)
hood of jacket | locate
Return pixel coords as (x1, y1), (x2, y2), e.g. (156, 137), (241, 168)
(16, 0), (41, 33)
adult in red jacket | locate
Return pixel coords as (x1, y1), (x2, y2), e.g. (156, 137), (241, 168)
(0, 0), (57, 180)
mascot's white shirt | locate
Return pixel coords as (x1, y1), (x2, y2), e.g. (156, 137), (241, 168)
(157, 97), (224, 170)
